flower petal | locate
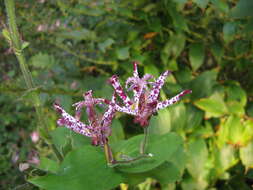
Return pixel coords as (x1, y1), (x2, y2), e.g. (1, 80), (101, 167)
(156, 90), (192, 110)
(132, 61), (139, 78)
(102, 92), (116, 128)
(53, 103), (93, 137)
(109, 75), (132, 107)
(148, 70), (170, 102)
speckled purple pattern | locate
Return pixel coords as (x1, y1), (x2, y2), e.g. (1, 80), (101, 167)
(54, 103), (93, 137)
(109, 75), (132, 107)
(54, 90), (116, 146)
(108, 62), (192, 127)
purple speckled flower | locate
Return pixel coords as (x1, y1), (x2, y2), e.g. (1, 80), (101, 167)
(109, 62), (192, 127)
(54, 90), (116, 146)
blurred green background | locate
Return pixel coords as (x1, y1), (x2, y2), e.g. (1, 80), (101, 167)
(1, 0), (253, 189)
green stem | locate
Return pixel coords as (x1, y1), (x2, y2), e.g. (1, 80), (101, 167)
(109, 154), (151, 167)
(104, 140), (152, 167)
(104, 142), (114, 164)
(140, 127), (149, 154)
(4, 0), (63, 162)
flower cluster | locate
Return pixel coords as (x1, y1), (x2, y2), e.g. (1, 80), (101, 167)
(54, 62), (191, 146)
(108, 62), (192, 126)
(54, 90), (116, 146)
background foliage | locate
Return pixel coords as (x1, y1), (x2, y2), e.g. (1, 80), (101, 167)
(1, 0), (253, 189)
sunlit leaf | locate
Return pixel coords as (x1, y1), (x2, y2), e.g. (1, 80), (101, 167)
(186, 139), (209, 189)
(194, 92), (227, 118)
(240, 140), (253, 170)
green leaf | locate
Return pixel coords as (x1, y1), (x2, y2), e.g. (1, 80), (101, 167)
(29, 53), (57, 69)
(226, 116), (245, 146)
(233, 40), (251, 56)
(167, 59), (178, 71)
(225, 82), (247, 107)
(217, 115), (253, 147)
(113, 133), (183, 173)
(225, 82), (246, 116)
(243, 18), (253, 35)
(247, 102), (253, 117)
(57, 29), (97, 41)
(98, 38), (115, 53)
(166, 3), (188, 31)
(117, 7), (133, 17)
(189, 43), (205, 71)
(37, 157), (59, 173)
(54, 95), (73, 113)
(242, 120), (253, 145)
(144, 64), (160, 77)
(185, 104), (204, 133)
(61, 136), (73, 156)
(240, 140), (253, 170)
(174, 67), (193, 83)
(29, 146), (123, 190)
(161, 33), (186, 65)
(223, 22), (237, 43)
(167, 141), (186, 176)
(123, 162), (181, 186)
(50, 127), (90, 154)
(213, 144), (237, 173)
(2, 28), (11, 42)
(109, 120), (125, 144)
(230, 0), (253, 18)
(186, 139), (209, 189)
(210, 42), (224, 63)
(193, 0), (209, 9)
(72, 5), (105, 16)
(194, 92), (227, 118)
(21, 41), (30, 50)
(117, 47), (130, 60)
(189, 70), (217, 100)
(226, 101), (245, 116)
(149, 108), (171, 135)
(211, 0), (229, 13)
(169, 103), (186, 132)
(192, 121), (214, 138)
(150, 162), (181, 185)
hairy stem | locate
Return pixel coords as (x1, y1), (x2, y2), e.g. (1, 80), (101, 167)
(4, 0), (63, 162)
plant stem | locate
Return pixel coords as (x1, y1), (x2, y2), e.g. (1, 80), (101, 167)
(140, 127), (149, 154)
(104, 140), (152, 167)
(104, 142), (114, 164)
(4, 0), (63, 162)
(110, 154), (151, 167)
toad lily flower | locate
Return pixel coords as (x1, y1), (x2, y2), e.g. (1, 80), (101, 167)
(54, 90), (116, 146)
(109, 62), (192, 127)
